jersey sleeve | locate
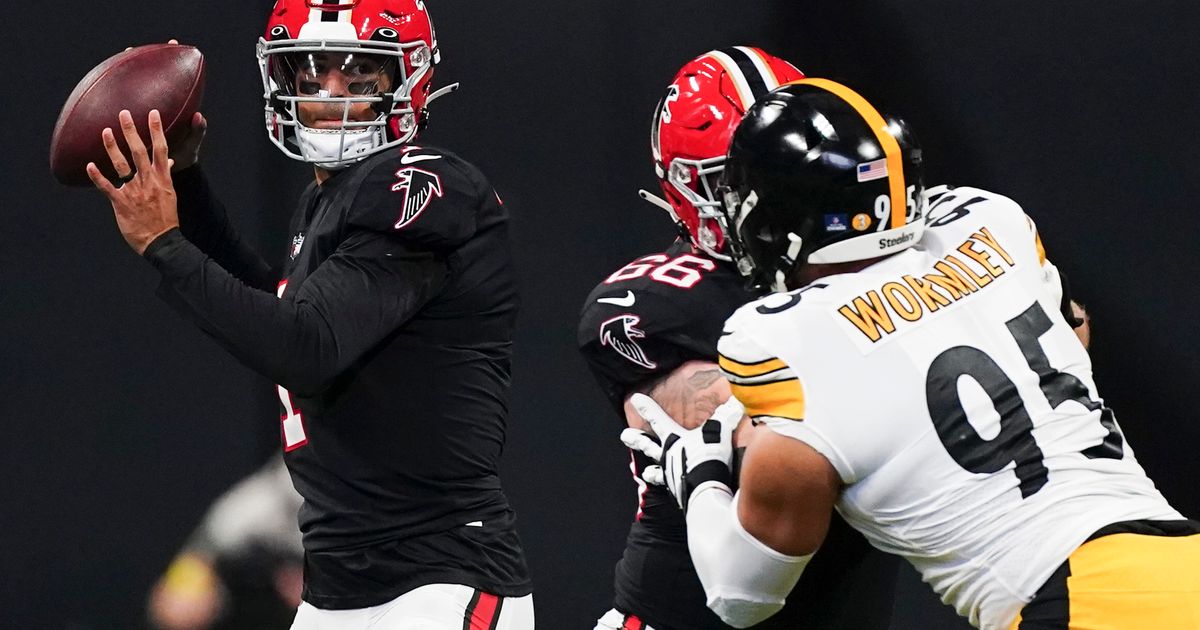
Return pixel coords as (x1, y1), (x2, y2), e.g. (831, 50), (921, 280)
(172, 165), (278, 292)
(577, 287), (708, 415)
(145, 225), (448, 397)
(346, 148), (486, 250)
(577, 249), (735, 416)
(718, 308), (858, 482)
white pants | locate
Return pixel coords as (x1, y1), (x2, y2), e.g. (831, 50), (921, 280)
(291, 583), (535, 630)
(593, 608), (655, 630)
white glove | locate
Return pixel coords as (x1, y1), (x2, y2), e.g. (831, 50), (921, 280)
(621, 393), (743, 512)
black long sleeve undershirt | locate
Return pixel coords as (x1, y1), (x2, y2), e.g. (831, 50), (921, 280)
(144, 200), (447, 398)
(172, 166), (277, 292)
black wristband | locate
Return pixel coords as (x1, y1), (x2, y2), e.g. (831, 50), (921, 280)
(681, 459), (732, 513)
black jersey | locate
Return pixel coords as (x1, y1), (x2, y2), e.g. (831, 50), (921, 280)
(578, 240), (898, 630)
(145, 147), (530, 610)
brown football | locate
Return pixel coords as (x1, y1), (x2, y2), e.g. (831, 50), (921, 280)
(50, 44), (206, 187)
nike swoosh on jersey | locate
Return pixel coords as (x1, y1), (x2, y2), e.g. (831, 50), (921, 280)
(400, 153), (443, 165)
(598, 291), (636, 307)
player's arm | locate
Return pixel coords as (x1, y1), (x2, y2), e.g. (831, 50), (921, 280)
(171, 164), (278, 292)
(93, 110), (277, 291)
(684, 430), (840, 628)
(1023, 213), (1091, 339)
(147, 226), (448, 397)
(622, 360), (731, 431)
(147, 150), (482, 396)
(629, 392), (824, 628)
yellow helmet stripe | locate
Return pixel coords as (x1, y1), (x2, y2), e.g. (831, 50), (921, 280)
(793, 78), (907, 230)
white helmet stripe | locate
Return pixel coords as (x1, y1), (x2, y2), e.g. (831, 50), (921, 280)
(734, 46), (786, 89)
(706, 50), (757, 111)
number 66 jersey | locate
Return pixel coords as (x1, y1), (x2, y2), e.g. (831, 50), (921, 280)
(719, 186), (1183, 630)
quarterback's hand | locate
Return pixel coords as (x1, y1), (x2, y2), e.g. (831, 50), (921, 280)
(87, 109), (180, 255)
(170, 111), (208, 172)
(623, 393), (742, 511)
(121, 40), (206, 171)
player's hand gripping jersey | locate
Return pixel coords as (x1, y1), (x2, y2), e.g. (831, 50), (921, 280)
(580, 241), (896, 630)
(719, 187), (1181, 629)
(146, 146), (530, 609)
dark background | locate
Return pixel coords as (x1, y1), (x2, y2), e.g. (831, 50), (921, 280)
(4, 1), (1198, 628)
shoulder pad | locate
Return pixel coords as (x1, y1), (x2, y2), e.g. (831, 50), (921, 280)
(346, 146), (493, 248)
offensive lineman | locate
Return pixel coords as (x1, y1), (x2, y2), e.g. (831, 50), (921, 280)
(85, 1), (532, 628)
(579, 49), (898, 630)
(632, 80), (1199, 629)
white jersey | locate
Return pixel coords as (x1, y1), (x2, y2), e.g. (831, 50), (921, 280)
(718, 186), (1180, 630)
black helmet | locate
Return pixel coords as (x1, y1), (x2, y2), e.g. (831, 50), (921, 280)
(718, 79), (925, 291)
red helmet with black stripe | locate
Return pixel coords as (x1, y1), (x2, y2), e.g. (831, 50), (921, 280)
(651, 47), (804, 259)
(258, 0), (449, 169)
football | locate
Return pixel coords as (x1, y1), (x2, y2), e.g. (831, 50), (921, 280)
(50, 44), (206, 187)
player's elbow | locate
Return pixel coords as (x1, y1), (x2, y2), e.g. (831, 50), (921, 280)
(707, 592), (785, 628)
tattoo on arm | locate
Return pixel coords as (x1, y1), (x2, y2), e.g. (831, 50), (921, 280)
(637, 365), (730, 430)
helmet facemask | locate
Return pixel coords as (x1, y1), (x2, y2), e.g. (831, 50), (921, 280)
(665, 156), (729, 259)
(258, 33), (434, 169)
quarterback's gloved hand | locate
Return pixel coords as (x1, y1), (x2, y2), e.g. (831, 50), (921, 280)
(622, 394), (743, 512)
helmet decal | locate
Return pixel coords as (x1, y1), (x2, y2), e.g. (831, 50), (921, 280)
(795, 78), (908, 230)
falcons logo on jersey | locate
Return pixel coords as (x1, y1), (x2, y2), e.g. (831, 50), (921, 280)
(390, 167), (444, 229)
(599, 314), (658, 370)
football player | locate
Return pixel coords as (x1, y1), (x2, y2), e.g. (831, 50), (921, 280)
(579, 49), (899, 630)
(630, 80), (1198, 629)
(86, 1), (532, 628)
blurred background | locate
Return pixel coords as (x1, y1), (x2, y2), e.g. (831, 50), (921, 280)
(4, 1), (1198, 628)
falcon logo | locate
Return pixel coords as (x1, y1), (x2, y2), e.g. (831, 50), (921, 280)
(599, 314), (657, 370)
(390, 167), (444, 229)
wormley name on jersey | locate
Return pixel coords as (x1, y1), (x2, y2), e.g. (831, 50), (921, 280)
(838, 226), (1015, 343)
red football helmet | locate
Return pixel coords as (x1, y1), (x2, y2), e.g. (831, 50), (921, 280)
(651, 47), (804, 259)
(257, 0), (449, 168)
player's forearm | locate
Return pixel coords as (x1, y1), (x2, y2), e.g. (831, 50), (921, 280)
(686, 489), (811, 628)
(145, 231), (438, 396)
(627, 360), (731, 430)
(172, 166), (276, 292)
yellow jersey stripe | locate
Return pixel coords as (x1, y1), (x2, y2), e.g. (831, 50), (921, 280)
(731, 378), (806, 421)
(794, 78), (907, 230)
(718, 354), (789, 379)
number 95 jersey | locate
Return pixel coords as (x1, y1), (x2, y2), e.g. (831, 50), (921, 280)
(719, 187), (1181, 630)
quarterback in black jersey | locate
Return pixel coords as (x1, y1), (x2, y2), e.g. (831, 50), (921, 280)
(578, 49), (899, 630)
(86, 2), (531, 628)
